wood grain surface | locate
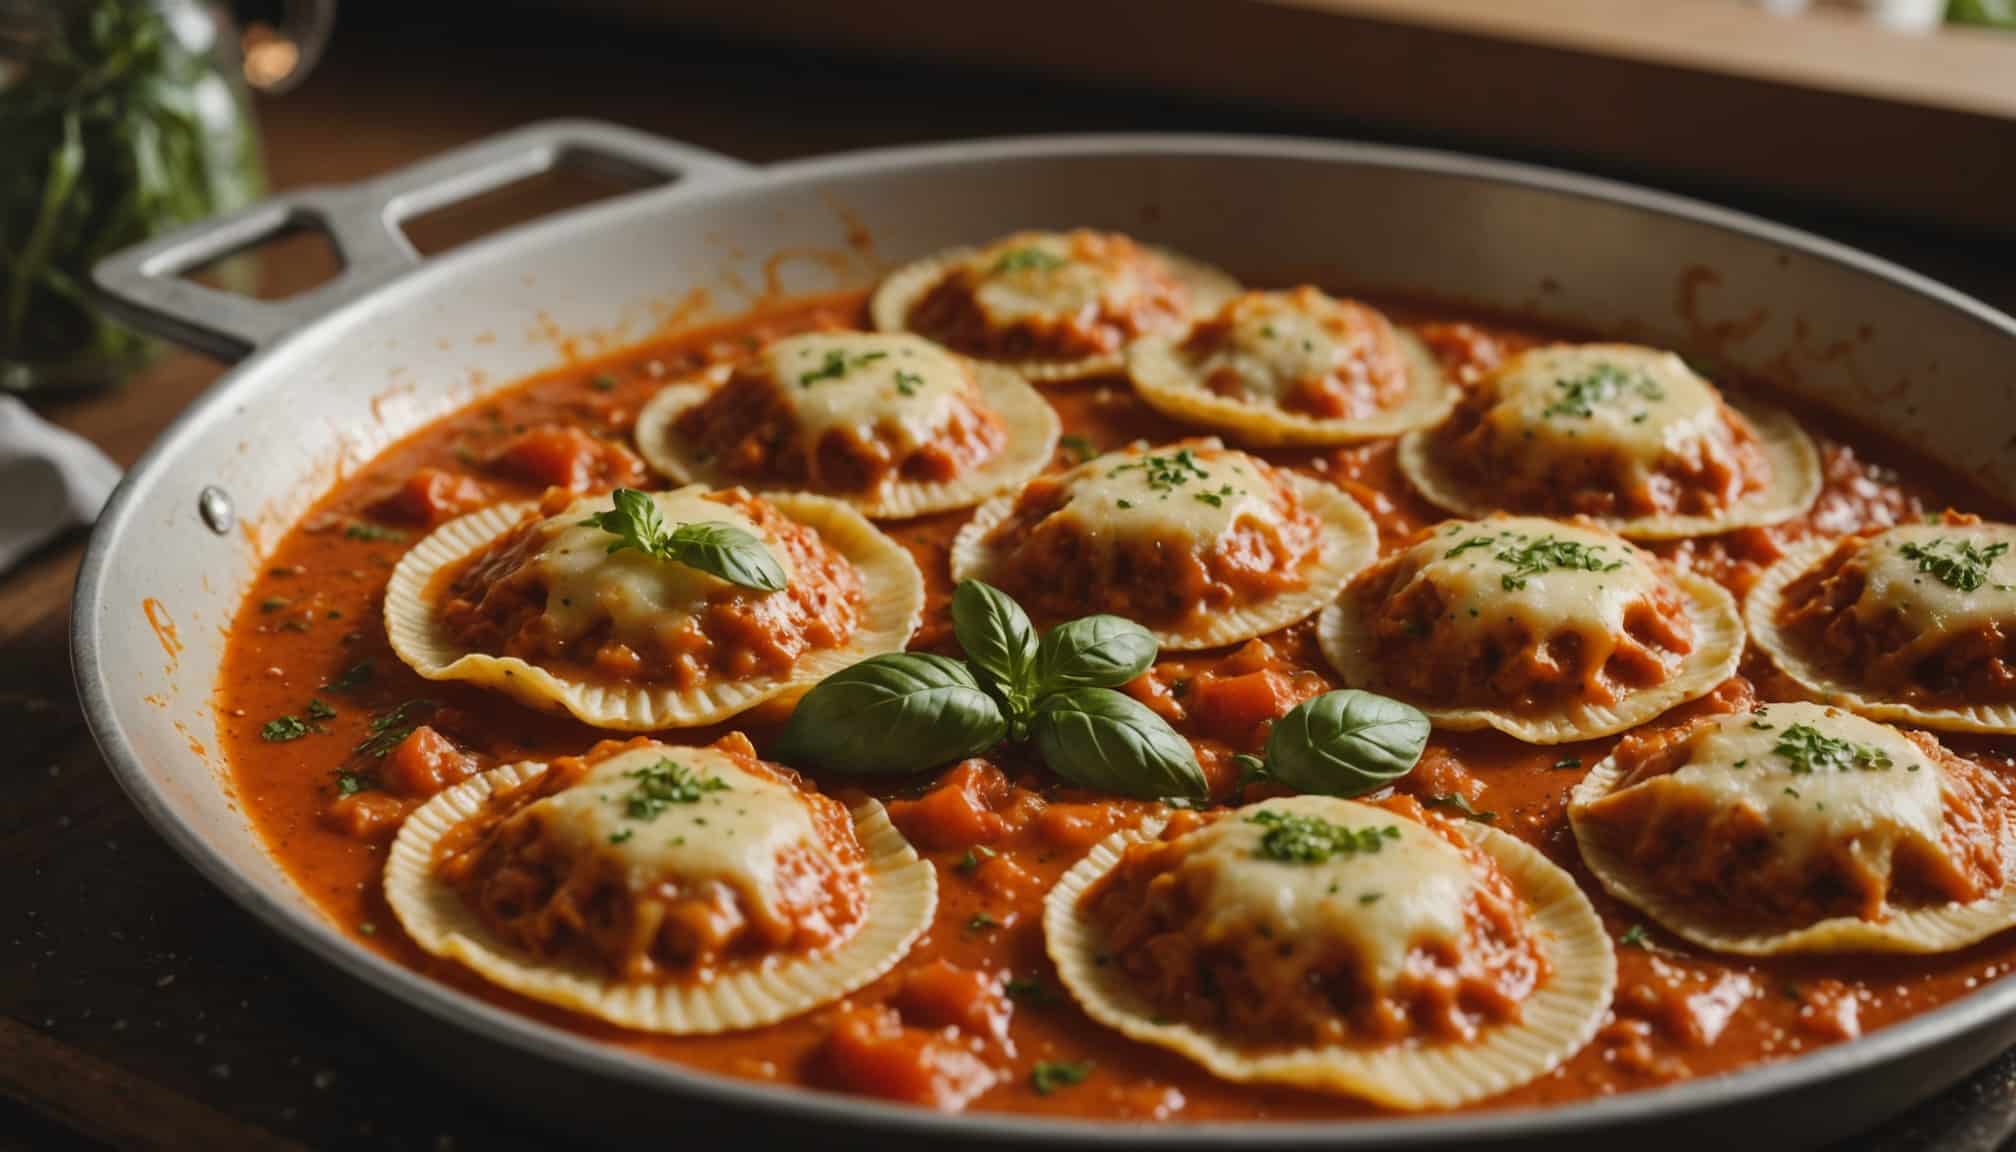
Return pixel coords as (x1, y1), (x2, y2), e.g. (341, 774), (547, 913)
(7, 7), (2015, 1150)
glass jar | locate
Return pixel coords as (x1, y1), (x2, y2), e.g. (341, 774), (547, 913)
(0, 0), (273, 395)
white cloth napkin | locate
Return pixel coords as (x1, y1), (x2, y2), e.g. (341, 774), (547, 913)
(0, 397), (121, 573)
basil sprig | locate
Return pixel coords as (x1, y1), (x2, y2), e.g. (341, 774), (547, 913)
(774, 653), (1006, 776)
(579, 488), (786, 592)
(778, 580), (1205, 799)
(1236, 689), (1430, 797)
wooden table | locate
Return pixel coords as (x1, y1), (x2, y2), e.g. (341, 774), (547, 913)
(7, 8), (2016, 1149)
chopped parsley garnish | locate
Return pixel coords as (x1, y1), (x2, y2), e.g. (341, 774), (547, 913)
(1358, 892), (1383, 905)
(1553, 756), (1582, 770)
(956, 845), (997, 873)
(1058, 434), (1095, 464)
(1109, 448), (1210, 494)
(1426, 792), (1498, 823)
(324, 661), (374, 693)
(258, 596), (290, 613)
(1772, 723), (1893, 775)
(990, 247), (1066, 275)
(335, 773), (366, 796)
(1450, 530), (1624, 591)
(304, 699), (336, 721)
(1618, 923), (1649, 949)
(966, 912), (1000, 933)
(1029, 1059), (1093, 1095)
(797, 348), (888, 388)
(893, 369), (924, 396)
(1248, 809), (1400, 863)
(354, 699), (438, 758)
(1003, 977), (1056, 1005)
(1193, 483), (1239, 508)
(589, 373), (618, 392)
(1898, 536), (2009, 593)
(260, 713), (322, 743)
(342, 519), (406, 542)
(608, 828), (635, 844)
(620, 759), (729, 822)
(1540, 363), (1666, 420)
(577, 488), (786, 592)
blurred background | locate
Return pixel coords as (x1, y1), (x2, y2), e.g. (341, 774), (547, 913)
(4, 2), (2015, 1150)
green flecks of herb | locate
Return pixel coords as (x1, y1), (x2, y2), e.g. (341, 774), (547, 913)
(1898, 537), (2009, 593)
(354, 699), (438, 758)
(620, 760), (729, 822)
(343, 519), (406, 543)
(893, 369), (924, 396)
(260, 714), (320, 743)
(1488, 533), (1625, 591)
(589, 373), (618, 392)
(334, 772), (366, 796)
(1058, 434), (1095, 464)
(966, 912), (999, 934)
(1193, 483), (1238, 508)
(578, 488), (786, 591)
(1004, 977), (1056, 1006)
(1108, 448), (1210, 494)
(1773, 723), (1893, 775)
(1030, 1060), (1093, 1095)
(1541, 363), (1666, 420)
(258, 596), (291, 614)
(1553, 756), (1582, 770)
(1426, 792), (1497, 823)
(1618, 923), (1649, 949)
(357, 921), (377, 935)
(1248, 809), (1399, 863)
(1116, 499), (1134, 510)
(991, 247), (1066, 275)
(324, 661), (374, 693)
(304, 699), (336, 722)
(1359, 892), (1383, 905)
(797, 348), (888, 388)
(609, 828), (635, 844)
(956, 845), (997, 873)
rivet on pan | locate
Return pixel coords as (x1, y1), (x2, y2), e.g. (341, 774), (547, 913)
(198, 486), (236, 535)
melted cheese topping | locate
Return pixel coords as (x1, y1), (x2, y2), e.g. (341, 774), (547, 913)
(1483, 344), (1727, 483)
(963, 231), (1164, 329)
(762, 332), (974, 458)
(1646, 703), (1947, 876)
(1047, 446), (1280, 550)
(1182, 289), (1394, 403)
(1164, 797), (1475, 992)
(528, 488), (796, 648)
(1400, 516), (1665, 649)
(1854, 523), (2016, 650)
(517, 744), (823, 932)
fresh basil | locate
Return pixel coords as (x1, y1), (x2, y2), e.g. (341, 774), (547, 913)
(1030, 688), (1205, 800)
(951, 580), (1037, 716)
(775, 653), (1005, 775)
(1263, 690), (1429, 797)
(1034, 615), (1158, 694)
(579, 488), (786, 592)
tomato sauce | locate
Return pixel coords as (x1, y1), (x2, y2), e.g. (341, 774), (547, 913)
(214, 291), (2016, 1121)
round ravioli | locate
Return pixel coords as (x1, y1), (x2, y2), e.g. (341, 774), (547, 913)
(1045, 796), (1613, 1110)
(386, 735), (936, 1033)
(1320, 517), (1742, 743)
(384, 485), (922, 730)
(1570, 701), (2016, 955)
(1397, 343), (1820, 539)
(871, 229), (1241, 382)
(1749, 518), (2016, 734)
(633, 331), (1059, 519)
(950, 441), (1377, 651)
(1127, 287), (1457, 444)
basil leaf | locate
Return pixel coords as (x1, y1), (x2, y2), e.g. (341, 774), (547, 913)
(665, 521), (787, 592)
(1264, 689), (1429, 797)
(951, 580), (1037, 710)
(775, 653), (1005, 775)
(1034, 615), (1158, 694)
(1030, 688), (1205, 800)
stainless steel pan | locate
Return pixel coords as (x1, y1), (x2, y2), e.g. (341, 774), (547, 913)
(76, 121), (2016, 1149)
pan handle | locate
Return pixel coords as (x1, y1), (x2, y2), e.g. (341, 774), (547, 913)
(91, 119), (756, 362)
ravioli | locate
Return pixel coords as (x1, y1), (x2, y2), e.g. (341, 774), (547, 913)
(950, 441), (1377, 650)
(384, 485), (922, 730)
(1127, 287), (1457, 444)
(1319, 516), (1742, 743)
(871, 229), (1241, 382)
(1398, 343), (1819, 538)
(634, 331), (1059, 519)
(385, 734), (936, 1033)
(1571, 702), (2016, 954)
(1749, 518), (2016, 734)
(1045, 796), (1612, 1109)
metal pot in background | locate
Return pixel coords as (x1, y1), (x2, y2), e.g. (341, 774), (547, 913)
(0, 0), (330, 396)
